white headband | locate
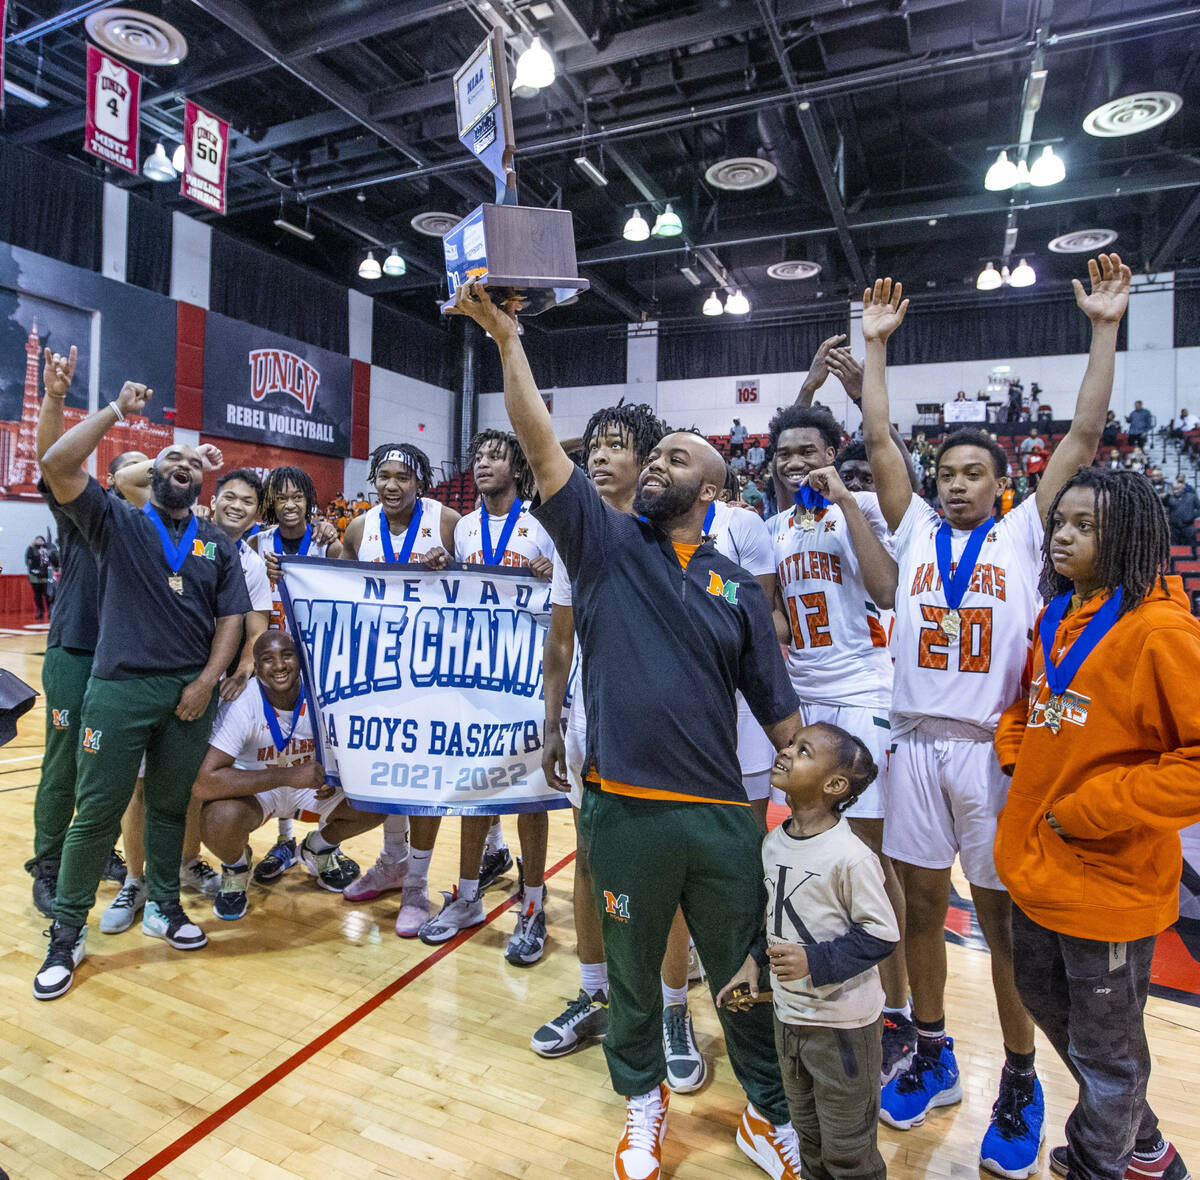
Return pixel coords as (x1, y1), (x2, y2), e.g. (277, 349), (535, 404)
(378, 449), (415, 468)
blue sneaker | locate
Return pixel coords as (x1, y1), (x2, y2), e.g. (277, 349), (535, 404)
(880, 1038), (963, 1130)
(980, 1070), (1045, 1178)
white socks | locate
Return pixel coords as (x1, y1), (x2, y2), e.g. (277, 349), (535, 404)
(457, 876), (480, 903)
(483, 820), (507, 855)
(580, 961), (608, 996)
(661, 979), (689, 1008)
(381, 814), (410, 861)
(278, 817), (294, 838)
(407, 847), (432, 886)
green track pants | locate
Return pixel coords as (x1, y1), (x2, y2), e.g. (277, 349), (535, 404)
(579, 787), (788, 1124)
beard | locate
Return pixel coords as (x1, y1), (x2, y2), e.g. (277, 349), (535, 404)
(152, 467), (201, 511)
(633, 475), (701, 523)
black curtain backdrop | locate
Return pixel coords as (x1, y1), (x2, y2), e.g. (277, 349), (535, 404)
(1176, 272), (1200, 348)
(886, 291), (1127, 365)
(372, 301), (455, 388)
(0, 142), (102, 272)
(657, 314), (851, 382)
(476, 323), (626, 391)
(210, 230), (349, 352)
(125, 193), (172, 294)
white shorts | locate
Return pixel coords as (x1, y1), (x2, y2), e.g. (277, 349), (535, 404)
(255, 784), (346, 827)
(882, 726), (1007, 890)
(742, 768), (772, 801)
(771, 701), (891, 820)
(737, 698), (775, 777)
(565, 698), (587, 809)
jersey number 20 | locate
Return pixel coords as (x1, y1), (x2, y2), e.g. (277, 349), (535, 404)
(917, 605), (992, 673)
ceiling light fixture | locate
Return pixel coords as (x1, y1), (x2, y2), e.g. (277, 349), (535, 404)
(984, 150), (1018, 191)
(679, 266), (702, 287)
(142, 142), (177, 182)
(3, 79), (50, 107)
(1028, 144), (1066, 186)
(274, 217), (315, 242)
(512, 36), (555, 96)
(652, 203), (682, 237)
(573, 155), (608, 186)
(976, 262), (1003, 291)
(1009, 258), (1036, 287)
(622, 209), (649, 242)
(725, 290), (750, 315)
(702, 291), (724, 316)
(358, 251), (382, 280)
(382, 249), (407, 277)
(1083, 91), (1183, 137)
(1047, 229), (1118, 254)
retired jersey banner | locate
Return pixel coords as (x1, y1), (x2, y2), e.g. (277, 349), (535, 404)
(279, 557), (570, 817)
(84, 45), (141, 174)
(181, 99), (228, 213)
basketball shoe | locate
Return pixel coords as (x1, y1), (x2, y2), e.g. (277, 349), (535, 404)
(614, 1083), (669, 1180)
(343, 852), (407, 901)
(99, 875), (147, 933)
(1050, 1139), (1191, 1180)
(880, 1037), (963, 1129)
(530, 989), (608, 1057)
(252, 835), (297, 883)
(418, 886), (485, 944)
(395, 883), (430, 937)
(142, 900), (207, 950)
(736, 1104), (802, 1179)
(33, 922), (87, 1000)
(980, 1069), (1044, 1178)
(662, 1003), (706, 1093)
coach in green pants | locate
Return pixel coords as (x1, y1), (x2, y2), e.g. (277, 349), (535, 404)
(33, 375), (247, 1001)
(450, 281), (804, 1180)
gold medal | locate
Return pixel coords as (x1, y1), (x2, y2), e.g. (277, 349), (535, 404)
(940, 608), (961, 639)
(1044, 694), (1065, 735)
(799, 509), (817, 533)
(168, 573), (184, 595)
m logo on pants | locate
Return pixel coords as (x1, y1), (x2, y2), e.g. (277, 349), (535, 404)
(603, 891), (631, 922)
(52, 708), (70, 730)
(82, 728), (102, 753)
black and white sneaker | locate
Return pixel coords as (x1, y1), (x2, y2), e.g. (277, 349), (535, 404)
(103, 847), (128, 884)
(478, 845), (513, 891)
(881, 1012), (918, 1085)
(214, 850), (252, 921)
(505, 899), (547, 967)
(530, 989), (609, 1057)
(299, 835), (360, 892)
(33, 922), (87, 1001)
(142, 900), (208, 950)
(252, 836), (297, 883)
(28, 857), (59, 919)
(663, 1003), (707, 1093)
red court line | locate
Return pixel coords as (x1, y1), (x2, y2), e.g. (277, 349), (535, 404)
(122, 850), (577, 1180)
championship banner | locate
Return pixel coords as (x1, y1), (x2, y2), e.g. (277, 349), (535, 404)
(84, 45), (141, 174)
(181, 99), (229, 214)
(279, 557), (572, 817)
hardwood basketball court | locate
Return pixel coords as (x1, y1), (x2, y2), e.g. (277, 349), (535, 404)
(3, 627), (1198, 1180)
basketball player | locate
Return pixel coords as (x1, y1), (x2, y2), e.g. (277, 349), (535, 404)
(197, 631), (382, 918)
(250, 465), (342, 882)
(859, 256), (1129, 1177)
(449, 281), (804, 1180)
(34, 382), (250, 1000)
(417, 429), (558, 968)
(533, 402), (704, 1094)
(26, 346), (148, 916)
(339, 443), (460, 936)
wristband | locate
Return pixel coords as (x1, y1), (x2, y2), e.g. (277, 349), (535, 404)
(108, 400), (125, 422)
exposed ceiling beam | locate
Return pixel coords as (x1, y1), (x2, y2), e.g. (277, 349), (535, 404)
(279, 1), (467, 60)
(1150, 190), (1200, 273)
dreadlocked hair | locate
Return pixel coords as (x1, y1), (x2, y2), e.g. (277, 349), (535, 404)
(581, 400), (668, 466)
(467, 429), (534, 499)
(835, 440), (867, 471)
(261, 466), (318, 526)
(369, 442), (433, 492)
(1039, 467), (1169, 618)
(935, 428), (1007, 479)
(812, 722), (879, 815)
(767, 404), (842, 457)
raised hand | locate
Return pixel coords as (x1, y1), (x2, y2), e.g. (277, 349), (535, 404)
(42, 346), (77, 399)
(115, 381), (153, 417)
(825, 348), (864, 402)
(197, 443), (224, 473)
(312, 518), (339, 547)
(443, 279), (520, 344)
(861, 278), (909, 344)
(1073, 252), (1131, 325)
(803, 333), (848, 392)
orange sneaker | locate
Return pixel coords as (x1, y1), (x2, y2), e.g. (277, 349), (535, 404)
(736, 1103), (802, 1180)
(614, 1082), (669, 1180)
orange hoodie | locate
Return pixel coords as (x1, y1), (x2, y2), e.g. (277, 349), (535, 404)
(994, 577), (1200, 942)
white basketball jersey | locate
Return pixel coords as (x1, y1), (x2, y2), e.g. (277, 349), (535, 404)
(454, 501), (556, 568)
(357, 500), (446, 564)
(94, 58), (132, 141)
(256, 525), (333, 632)
(191, 111), (224, 183)
(709, 500), (775, 577)
(891, 494), (1043, 735)
(209, 679), (316, 772)
(770, 492), (895, 708)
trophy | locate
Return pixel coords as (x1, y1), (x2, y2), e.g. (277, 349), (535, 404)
(441, 29), (589, 316)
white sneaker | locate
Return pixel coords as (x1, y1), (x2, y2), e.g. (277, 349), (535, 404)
(99, 876), (147, 933)
(417, 887), (484, 945)
(614, 1083), (669, 1180)
(343, 853), (407, 901)
(662, 1004), (706, 1093)
(395, 884), (430, 938)
(179, 857), (220, 897)
(142, 899), (207, 950)
(736, 1104), (802, 1180)
(33, 923), (87, 1001)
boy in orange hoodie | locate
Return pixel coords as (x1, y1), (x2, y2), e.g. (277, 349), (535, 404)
(994, 467), (1200, 1180)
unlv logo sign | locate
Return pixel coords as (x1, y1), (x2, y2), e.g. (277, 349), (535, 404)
(249, 349), (320, 413)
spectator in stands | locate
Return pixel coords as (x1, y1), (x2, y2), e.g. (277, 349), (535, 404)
(954, 390), (967, 402)
(1105, 448), (1123, 471)
(1004, 383), (1024, 423)
(729, 417), (748, 456)
(1102, 410), (1120, 447)
(746, 440), (766, 473)
(1148, 467), (1168, 499)
(1125, 446), (1147, 474)
(1170, 409), (1197, 439)
(1166, 475), (1200, 547)
(352, 491), (370, 515)
(741, 477), (764, 511)
(1127, 401), (1152, 448)
(1019, 428), (1047, 472)
(729, 451), (748, 476)
(24, 534), (58, 621)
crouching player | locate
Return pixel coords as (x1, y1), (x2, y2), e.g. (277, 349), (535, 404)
(194, 631), (383, 918)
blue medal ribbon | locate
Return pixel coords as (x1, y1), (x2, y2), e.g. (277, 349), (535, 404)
(935, 517), (994, 611)
(793, 485), (830, 512)
(702, 503), (716, 535)
(142, 502), (198, 574)
(259, 680), (306, 755)
(273, 524), (311, 555)
(380, 501), (423, 564)
(480, 499), (523, 565)
(1038, 588), (1123, 699)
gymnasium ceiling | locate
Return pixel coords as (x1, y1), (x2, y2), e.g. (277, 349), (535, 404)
(3, 0), (1200, 330)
